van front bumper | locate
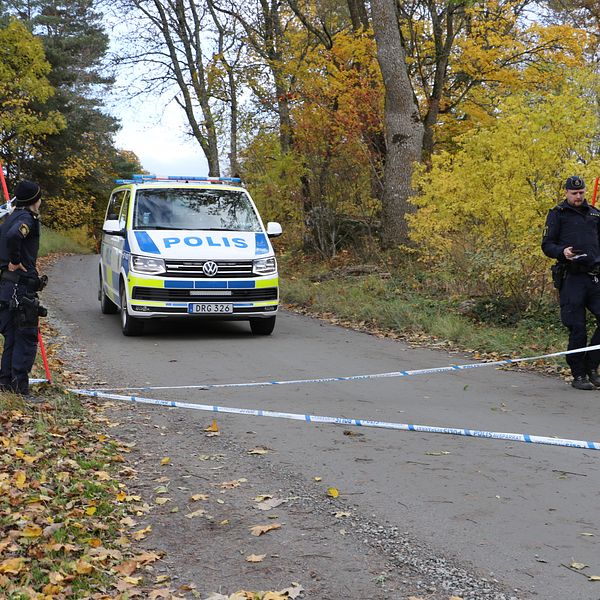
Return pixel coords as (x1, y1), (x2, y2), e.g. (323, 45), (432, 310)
(126, 274), (279, 318)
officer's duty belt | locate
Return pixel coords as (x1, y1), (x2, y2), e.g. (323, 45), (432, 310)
(0, 270), (22, 284)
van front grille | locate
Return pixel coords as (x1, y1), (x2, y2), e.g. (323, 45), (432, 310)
(164, 260), (254, 278)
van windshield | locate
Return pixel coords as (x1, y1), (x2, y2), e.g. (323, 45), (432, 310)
(132, 188), (262, 231)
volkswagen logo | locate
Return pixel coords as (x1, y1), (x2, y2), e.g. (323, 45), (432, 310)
(202, 261), (219, 277)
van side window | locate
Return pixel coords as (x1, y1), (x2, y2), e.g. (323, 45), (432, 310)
(118, 192), (130, 230)
(106, 190), (125, 221)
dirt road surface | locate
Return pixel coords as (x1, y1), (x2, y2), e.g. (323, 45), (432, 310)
(43, 254), (600, 600)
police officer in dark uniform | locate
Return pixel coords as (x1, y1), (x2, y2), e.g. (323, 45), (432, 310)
(542, 176), (600, 390)
(0, 180), (45, 397)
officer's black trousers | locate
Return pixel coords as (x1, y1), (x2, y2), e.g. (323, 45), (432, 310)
(559, 272), (600, 377)
(0, 281), (38, 395)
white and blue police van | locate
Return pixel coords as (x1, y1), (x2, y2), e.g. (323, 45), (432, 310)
(99, 175), (282, 336)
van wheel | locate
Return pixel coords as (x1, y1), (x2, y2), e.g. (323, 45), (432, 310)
(120, 285), (144, 336)
(99, 271), (118, 314)
(249, 316), (276, 336)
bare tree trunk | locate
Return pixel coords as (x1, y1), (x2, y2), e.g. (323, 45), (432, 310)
(347, 0), (369, 31)
(214, 0), (293, 153)
(420, 2), (462, 163)
(207, 0), (241, 175)
(133, 0), (221, 176)
(370, 0), (423, 247)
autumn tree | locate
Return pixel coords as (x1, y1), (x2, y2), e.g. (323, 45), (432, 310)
(0, 18), (64, 187)
(408, 70), (600, 308)
(212, 0), (299, 155)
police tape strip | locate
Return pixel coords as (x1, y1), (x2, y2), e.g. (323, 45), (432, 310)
(71, 388), (600, 451)
(83, 343), (600, 393)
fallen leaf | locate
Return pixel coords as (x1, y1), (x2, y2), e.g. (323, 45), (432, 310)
(219, 479), (247, 489)
(149, 589), (175, 599)
(113, 560), (138, 576)
(155, 497), (171, 505)
(21, 523), (43, 538)
(246, 554), (266, 562)
(249, 523), (281, 536)
(204, 419), (219, 432)
(256, 497), (287, 511)
(190, 494), (209, 501)
(185, 509), (206, 519)
(314, 476), (322, 482)
(0, 557), (25, 574)
(131, 526), (152, 540)
(280, 583), (304, 599)
(14, 470), (26, 489)
(588, 575), (600, 581)
(247, 447), (269, 455)
(160, 457), (171, 465)
(74, 559), (94, 574)
(334, 511), (351, 518)
(326, 487), (339, 498)
(571, 562), (588, 570)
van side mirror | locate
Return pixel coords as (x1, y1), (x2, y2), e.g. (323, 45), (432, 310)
(102, 219), (126, 237)
(266, 222), (282, 238)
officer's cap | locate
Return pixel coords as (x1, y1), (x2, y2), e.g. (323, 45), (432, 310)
(14, 180), (41, 206)
(565, 176), (585, 190)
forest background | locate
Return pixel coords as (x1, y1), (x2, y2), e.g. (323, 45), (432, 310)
(1, 0), (600, 354)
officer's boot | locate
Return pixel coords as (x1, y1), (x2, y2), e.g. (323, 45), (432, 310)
(572, 375), (595, 390)
(588, 369), (600, 388)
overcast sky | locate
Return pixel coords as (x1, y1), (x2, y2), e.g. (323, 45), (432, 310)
(106, 9), (210, 179)
(112, 96), (210, 178)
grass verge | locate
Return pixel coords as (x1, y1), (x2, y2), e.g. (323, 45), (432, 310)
(39, 226), (95, 257)
(279, 253), (569, 374)
(0, 386), (164, 599)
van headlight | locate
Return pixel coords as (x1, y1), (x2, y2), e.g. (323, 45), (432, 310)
(131, 255), (166, 274)
(253, 257), (277, 275)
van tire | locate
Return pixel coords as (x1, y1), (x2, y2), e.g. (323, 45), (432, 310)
(99, 271), (119, 314)
(120, 284), (144, 336)
(249, 316), (276, 336)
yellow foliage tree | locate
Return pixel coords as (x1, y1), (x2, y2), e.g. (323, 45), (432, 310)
(409, 69), (600, 306)
(0, 19), (65, 181)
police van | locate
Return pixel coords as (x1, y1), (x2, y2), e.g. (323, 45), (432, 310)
(99, 175), (282, 336)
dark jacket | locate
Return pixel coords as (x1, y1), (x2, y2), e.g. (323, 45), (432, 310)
(0, 207), (41, 278)
(541, 200), (600, 270)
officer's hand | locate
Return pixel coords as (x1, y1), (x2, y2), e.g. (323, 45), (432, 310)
(8, 262), (26, 272)
(564, 247), (578, 260)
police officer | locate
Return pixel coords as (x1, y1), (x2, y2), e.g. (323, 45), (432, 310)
(0, 180), (45, 398)
(542, 176), (600, 390)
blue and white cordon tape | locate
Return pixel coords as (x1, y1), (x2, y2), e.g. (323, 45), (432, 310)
(66, 344), (600, 452)
(70, 388), (600, 451)
(83, 343), (600, 393)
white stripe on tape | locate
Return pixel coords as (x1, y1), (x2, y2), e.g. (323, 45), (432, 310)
(82, 343), (600, 393)
(71, 388), (600, 451)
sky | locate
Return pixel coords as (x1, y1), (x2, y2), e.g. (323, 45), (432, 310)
(112, 97), (210, 178)
(105, 8), (210, 179)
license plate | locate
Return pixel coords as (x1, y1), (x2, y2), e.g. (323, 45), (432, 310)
(188, 303), (233, 314)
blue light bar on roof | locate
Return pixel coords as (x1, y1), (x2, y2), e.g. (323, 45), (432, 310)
(116, 175), (243, 185)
